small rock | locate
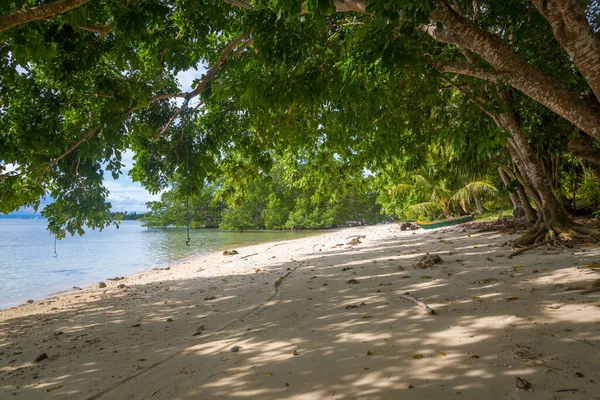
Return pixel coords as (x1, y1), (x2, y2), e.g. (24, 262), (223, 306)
(33, 353), (48, 363)
(230, 346), (242, 353)
(575, 372), (584, 378)
(346, 279), (360, 284)
(292, 350), (299, 356)
(515, 377), (533, 391)
(408, 384), (414, 389)
(223, 250), (239, 256)
(166, 318), (173, 322)
(26, 300), (34, 304)
(117, 284), (126, 289)
(414, 254), (443, 269)
(98, 282), (107, 288)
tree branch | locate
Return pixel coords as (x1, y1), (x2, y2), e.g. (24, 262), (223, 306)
(222, 0), (254, 10)
(153, 34), (251, 140)
(0, 0), (90, 34)
(432, 60), (505, 82)
(529, 0), (600, 102)
(78, 22), (112, 36)
(568, 139), (600, 165)
(189, 32), (247, 98)
(419, 23), (465, 46)
(36, 127), (99, 183)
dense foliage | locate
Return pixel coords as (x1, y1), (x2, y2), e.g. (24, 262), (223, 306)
(1, 0), (600, 240)
(144, 164), (384, 230)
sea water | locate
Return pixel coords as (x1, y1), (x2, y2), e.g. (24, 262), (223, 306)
(0, 219), (316, 309)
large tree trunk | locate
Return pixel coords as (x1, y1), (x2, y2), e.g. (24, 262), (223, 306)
(498, 166), (535, 221)
(529, 0), (600, 102)
(515, 185), (538, 223)
(494, 94), (598, 244)
(428, 1), (600, 141)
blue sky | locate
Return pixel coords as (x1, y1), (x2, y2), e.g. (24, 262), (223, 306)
(7, 66), (206, 215)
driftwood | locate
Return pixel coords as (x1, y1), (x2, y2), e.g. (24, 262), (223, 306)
(345, 235), (366, 240)
(508, 240), (552, 258)
(240, 253), (258, 260)
(399, 292), (435, 315)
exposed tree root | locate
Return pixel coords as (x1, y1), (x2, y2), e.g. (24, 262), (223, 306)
(509, 219), (599, 257)
(508, 240), (552, 258)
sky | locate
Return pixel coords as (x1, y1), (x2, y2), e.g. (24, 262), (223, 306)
(6, 66), (206, 215)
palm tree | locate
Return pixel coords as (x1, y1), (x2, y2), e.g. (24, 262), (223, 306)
(390, 172), (498, 220)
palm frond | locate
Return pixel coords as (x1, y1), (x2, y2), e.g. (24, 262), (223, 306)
(388, 183), (413, 196)
(408, 202), (443, 216)
(451, 181), (498, 203)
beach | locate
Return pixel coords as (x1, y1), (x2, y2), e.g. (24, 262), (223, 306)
(1, 224), (599, 399)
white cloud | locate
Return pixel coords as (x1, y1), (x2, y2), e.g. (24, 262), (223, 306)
(105, 178), (161, 212)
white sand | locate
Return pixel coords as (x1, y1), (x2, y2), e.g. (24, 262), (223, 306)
(1, 224), (599, 399)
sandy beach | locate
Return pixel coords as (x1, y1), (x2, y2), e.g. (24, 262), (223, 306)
(1, 224), (599, 399)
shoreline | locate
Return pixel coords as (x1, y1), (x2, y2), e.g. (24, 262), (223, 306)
(1, 224), (599, 399)
(0, 226), (325, 311)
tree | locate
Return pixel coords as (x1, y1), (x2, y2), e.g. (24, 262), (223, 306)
(1, 0), (599, 244)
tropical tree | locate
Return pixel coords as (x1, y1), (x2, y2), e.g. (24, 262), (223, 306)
(1, 0), (599, 246)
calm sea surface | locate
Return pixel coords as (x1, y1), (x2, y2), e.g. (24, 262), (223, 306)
(0, 219), (318, 309)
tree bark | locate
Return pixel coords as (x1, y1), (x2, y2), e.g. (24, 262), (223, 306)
(498, 167), (530, 220)
(567, 138), (600, 165)
(0, 0), (89, 34)
(529, 0), (600, 102)
(428, 1), (600, 141)
(493, 93), (599, 243)
(515, 185), (538, 223)
(472, 191), (484, 214)
(331, 0), (600, 141)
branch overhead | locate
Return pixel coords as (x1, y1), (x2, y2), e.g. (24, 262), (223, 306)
(0, 0), (90, 33)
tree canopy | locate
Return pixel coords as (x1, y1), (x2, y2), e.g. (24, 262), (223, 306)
(1, 0), (599, 241)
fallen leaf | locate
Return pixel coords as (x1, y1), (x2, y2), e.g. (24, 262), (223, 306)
(45, 385), (63, 392)
(421, 275), (432, 279)
(471, 296), (481, 301)
(512, 265), (522, 270)
(361, 315), (371, 319)
(438, 351), (447, 357)
(267, 372), (273, 376)
(413, 354), (423, 359)
(363, 367), (371, 370)
(506, 296), (519, 301)
(583, 262), (600, 269)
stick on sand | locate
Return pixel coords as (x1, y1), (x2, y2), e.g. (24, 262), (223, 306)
(399, 292), (436, 315)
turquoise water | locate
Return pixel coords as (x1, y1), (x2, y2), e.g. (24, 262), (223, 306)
(0, 219), (318, 309)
